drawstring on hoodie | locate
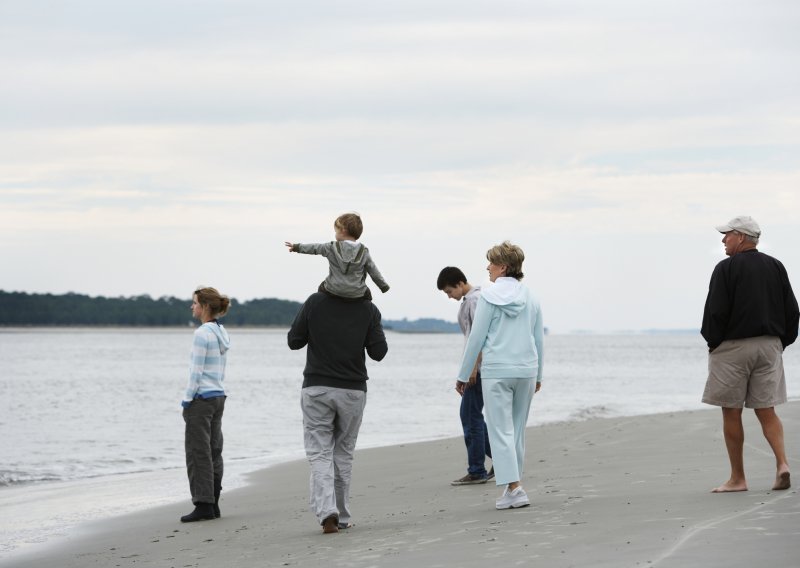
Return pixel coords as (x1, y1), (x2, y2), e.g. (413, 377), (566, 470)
(334, 241), (365, 275)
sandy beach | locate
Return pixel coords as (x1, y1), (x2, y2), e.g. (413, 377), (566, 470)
(8, 402), (800, 568)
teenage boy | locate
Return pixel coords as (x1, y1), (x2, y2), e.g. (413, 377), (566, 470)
(437, 266), (493, 485)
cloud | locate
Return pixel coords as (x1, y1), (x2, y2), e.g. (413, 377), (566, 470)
(3, 156), (798, 235)
(2, 0), (800, 330)
(3, 1), (799, 129)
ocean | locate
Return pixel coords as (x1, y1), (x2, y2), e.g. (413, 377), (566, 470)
(2, 328), (798, 560)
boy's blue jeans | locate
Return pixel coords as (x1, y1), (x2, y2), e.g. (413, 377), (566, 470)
(460, 373), (492, 476)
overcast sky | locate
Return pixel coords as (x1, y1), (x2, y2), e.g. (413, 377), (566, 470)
(2, 0), (798, 332)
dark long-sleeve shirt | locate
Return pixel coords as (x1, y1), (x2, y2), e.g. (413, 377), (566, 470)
(288, 292), (388, 391)
(701, 249), (799, 350)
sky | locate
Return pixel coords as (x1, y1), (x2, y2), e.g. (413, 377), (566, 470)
(1, 0), (799, 333)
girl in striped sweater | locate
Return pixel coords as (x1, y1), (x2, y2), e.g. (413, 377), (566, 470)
(180, 286), (231, 523)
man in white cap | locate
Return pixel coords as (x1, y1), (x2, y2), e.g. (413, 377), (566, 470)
(701, 216), (799, 492)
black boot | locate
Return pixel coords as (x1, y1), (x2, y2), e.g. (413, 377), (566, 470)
(213, 479), (222, 519)
(180, 502), (216, 523)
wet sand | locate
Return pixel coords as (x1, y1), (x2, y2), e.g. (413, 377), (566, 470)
(9, 402), (800, 567)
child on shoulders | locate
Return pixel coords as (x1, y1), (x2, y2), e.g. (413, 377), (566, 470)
(285, 212), (389, 301)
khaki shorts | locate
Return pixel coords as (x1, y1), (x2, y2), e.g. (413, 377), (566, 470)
(703, 336), (787, 409)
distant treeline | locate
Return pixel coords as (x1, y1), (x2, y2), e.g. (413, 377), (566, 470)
(0, 291), (301, 327)
(0, 290), (461, 332)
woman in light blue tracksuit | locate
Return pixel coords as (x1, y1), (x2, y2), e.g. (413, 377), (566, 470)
(456, 241), (544, 510)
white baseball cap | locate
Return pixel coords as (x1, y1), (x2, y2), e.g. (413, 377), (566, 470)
(716, 216), (761, 238)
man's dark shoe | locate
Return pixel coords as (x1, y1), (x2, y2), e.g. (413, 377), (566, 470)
(322, 514), (339, 534)
(487, 467), (495, 481)
(451, 473), (489, 486)
(180, 503), (216, 523)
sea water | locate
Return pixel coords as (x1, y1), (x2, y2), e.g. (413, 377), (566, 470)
(1, 328), (798, 559)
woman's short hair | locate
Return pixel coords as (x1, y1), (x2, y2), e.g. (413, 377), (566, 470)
(486, 241), (525, 280)
(194, 287), (231, 318)
(335, 213), (363, 240)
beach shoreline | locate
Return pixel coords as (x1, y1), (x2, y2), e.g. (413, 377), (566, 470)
(0, 401), (711, 562)
(6, 402), (800, 568)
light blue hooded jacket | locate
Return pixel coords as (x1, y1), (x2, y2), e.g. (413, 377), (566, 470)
(457, 277), (543, 382)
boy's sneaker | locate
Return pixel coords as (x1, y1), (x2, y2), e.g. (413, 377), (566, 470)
(451, 473), (489, 486)
(495, 486), (530, 510)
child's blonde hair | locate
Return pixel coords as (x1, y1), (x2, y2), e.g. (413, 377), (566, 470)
(334, 213), (363, 240)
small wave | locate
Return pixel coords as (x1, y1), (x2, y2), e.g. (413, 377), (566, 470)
(95, 458), (137, 465)
(0, 470), (63, 487)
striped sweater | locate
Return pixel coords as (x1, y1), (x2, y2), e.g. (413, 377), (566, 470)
(182, 321), (230, 407)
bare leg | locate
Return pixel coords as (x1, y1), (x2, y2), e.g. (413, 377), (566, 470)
(754, 407), (791, 490)
(712, 407), (748, 493)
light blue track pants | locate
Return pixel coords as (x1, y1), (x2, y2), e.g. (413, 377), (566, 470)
(482, 378), (535, 486)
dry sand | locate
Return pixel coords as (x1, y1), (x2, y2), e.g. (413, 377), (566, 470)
(8, 403), (800, 568)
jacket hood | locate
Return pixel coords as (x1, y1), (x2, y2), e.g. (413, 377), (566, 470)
(203, 321), (231, 354)
(481, 277), (527, 317)
(334, 240), (365, 263)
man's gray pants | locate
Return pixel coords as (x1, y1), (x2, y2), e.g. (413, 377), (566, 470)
(301, 386), (366, 526)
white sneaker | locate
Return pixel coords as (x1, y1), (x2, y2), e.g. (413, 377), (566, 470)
(495, 486), (530, 510)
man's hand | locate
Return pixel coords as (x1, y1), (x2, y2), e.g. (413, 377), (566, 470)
(455, 380), (466, 396)
(535, 382), (542, 393)
(285, 241), (294, 251)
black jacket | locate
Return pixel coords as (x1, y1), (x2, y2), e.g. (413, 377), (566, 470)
(701, 249), (799, 350)
(287, 292), (388, 391)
